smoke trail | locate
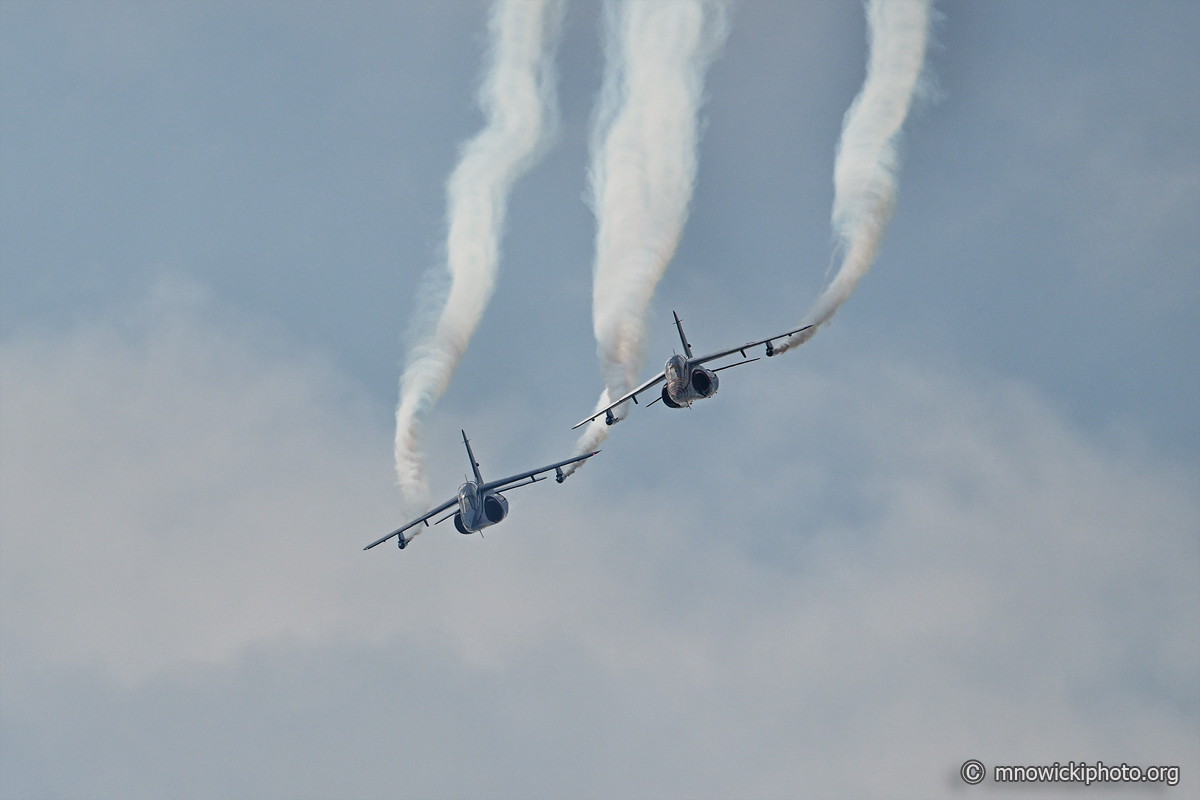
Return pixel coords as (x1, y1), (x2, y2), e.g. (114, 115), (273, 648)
(394, 0), (563, 521)
(774, 0), (933, 354)
(566, 0), (729, 473)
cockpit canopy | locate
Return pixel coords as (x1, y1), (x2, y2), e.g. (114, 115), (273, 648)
(458, 482), (478, 511)
(665, 354), (688, 384)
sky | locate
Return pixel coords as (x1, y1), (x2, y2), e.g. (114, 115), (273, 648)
(1, 2), (1197, 798)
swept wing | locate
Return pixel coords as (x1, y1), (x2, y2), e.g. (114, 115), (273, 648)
(364, 495), (459, 550)
(480, 450), (599, 492)
(571, 371), (667, 430)
(570, 322), (813, 430)
(688, 323), (813, 366)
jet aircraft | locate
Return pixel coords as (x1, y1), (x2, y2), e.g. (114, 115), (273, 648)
(365, 431), (599, 551)
(572, 312), (813, 430)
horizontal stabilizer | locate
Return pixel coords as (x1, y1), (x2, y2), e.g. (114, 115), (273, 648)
(496, 475), (546, 493)
(712, 357), (760, 373)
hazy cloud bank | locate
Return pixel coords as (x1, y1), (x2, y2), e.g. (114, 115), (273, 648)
(2, 290), (1196, 798)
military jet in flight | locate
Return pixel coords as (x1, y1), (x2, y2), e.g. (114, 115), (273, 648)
(572, 312), (813, 430)
(365, 431), (599, 551)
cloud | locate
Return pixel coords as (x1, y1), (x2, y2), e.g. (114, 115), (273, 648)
(0, 282), (404, 682)
(1, 287), (1196, 798)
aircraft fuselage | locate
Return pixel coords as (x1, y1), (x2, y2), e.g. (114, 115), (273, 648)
(576, 311), (812, 431)
(661, 353), (719, 409)
(453, 481), (509, 534)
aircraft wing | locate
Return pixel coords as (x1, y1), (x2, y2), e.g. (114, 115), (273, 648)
(570, 371), (667, 430)
(480, 450), (600, 492)
(364, 495), (460, 550)
(690, 323), (814, 366)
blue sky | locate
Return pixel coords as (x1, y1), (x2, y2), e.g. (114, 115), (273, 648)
(2, 2), (1197, 798)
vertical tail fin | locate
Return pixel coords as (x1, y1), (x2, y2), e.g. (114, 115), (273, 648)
(672, 311), (694, 359)
(461, 430), (484, 484)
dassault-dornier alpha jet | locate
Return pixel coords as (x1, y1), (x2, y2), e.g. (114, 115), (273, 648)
(572, 312), (813, 430)
(365, 431), (599, 551)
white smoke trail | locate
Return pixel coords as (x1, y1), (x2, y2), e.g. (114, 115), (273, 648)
(394, 0), (563, 522)
(774, 0), (933, 354)
(566, 0), (729, 473)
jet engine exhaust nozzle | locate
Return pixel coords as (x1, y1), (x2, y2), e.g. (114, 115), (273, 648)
(691, 368), (718, 399)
